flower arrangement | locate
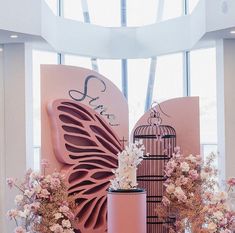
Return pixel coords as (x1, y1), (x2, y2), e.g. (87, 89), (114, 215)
(110, 140), (146, 190)
(6, 160), (75, 233)
(157, 149), (235, 233)
(202, 178), (235, 233)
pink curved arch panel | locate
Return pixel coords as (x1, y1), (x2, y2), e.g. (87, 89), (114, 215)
(131, 97), (200, 155)
(47, 99), (122, 233)
(131, 97), (200, 233)
(41, 65), (128, 172)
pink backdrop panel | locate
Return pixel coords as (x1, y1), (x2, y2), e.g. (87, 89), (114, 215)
(41, 65), (128, 171)
(131, 97), (200, 156)
(47, 99), (122, 233)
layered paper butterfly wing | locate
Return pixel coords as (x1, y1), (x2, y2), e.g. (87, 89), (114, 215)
(47, 99), (122, 233)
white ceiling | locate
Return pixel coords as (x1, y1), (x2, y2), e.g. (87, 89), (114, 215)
(0, 0), (235, 58)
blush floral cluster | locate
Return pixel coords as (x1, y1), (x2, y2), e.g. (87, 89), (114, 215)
(157, 149), (235, 233)
(110, 140), (146, 190)
(6, 160), (75, 233)
(202, 179), (235, 233)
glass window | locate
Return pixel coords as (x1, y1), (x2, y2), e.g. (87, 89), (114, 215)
(45, 0), (58, 15)
(190, 48), (217, 144)
(127, 0), (159, 26)
(128, 59), (150, 131)
(63, 0), (84, 22)
(64, 54), (92, 69)
(188, 0), (200, 14)
(87, 0), (120, 27)
(152, 53), (184, 103)
(97, 59), (122, 91)
(163, 0), (183, 21)
(32, 50), (58, 170)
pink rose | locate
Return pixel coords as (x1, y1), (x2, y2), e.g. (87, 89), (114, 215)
(162, 196), (171, 206)
(50, 224), (63, 233)
(165, 168), (174, 177)
(227, 177), (235, 186)
(165, 160), (177, 177)
(6, 178), (15, 188)
(7, 209), (18, 219)
(30, 202), (40, 212)
(174, 147), (181, 154)
(220, 229), (232, 233)
(189, 170), (199, 180)
(195, 154), (202, 161)
(180, 162), (190, 172)
(39, 188), (50, 198)
(66, 211), (75, 220)
(176, 176), (188, 186)
(59, 205), (70, 214)
(41, 159), (49, 168)
(174, 187), (187, 202)
(14, 226), (26, 233)
(219, 218), (228, 226)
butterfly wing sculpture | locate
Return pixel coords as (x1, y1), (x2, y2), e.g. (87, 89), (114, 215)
(47, 99), (122, 233)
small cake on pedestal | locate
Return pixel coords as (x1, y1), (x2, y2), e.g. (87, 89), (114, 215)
(108, 141), (147, 233)
(110, 140), (145, 190)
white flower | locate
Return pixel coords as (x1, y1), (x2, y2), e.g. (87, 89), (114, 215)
(7, 209), (18, 219)
(110, 141), (145, 190)
(207, 222), (217, 232)
(220, 229), (232, 233)
(62, 219), (71, 228)
(212, 191), (228, 203)
(18, 209), (30, 218)
(201, 170), (210, 180)
(186, 154), (197, 163)
(64, 229), (75, 233)
(33, 184), (42, 193)
(166, 184), (175, 194)
(59, 205), (70, 214)
(162, 196), (171, 206)
(218, 191), (228, 201)
(174, 186), (187, 202)
(44, 175), (52, 183)
(54, 212), (63, 220)
(29, 171), (40, 180)
(14, 194), (24, 205)
(50, 224), (63, 232)
(39, 188), (50, 198)
(24, 189), (35, 198)
(30, 202), (40, 210)
(213, 211), (224, 220)
(180, 162), (190, 172)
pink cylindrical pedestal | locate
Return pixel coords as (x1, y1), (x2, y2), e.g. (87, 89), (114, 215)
(107, 189), (146, 233)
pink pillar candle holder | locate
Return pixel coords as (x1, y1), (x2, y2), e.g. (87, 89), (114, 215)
(107, 189), (146, 233)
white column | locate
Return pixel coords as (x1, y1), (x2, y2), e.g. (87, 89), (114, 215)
(216, 39), (235, 182)
(0, 44), (6, 233)
(0, 43), (33, 233)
